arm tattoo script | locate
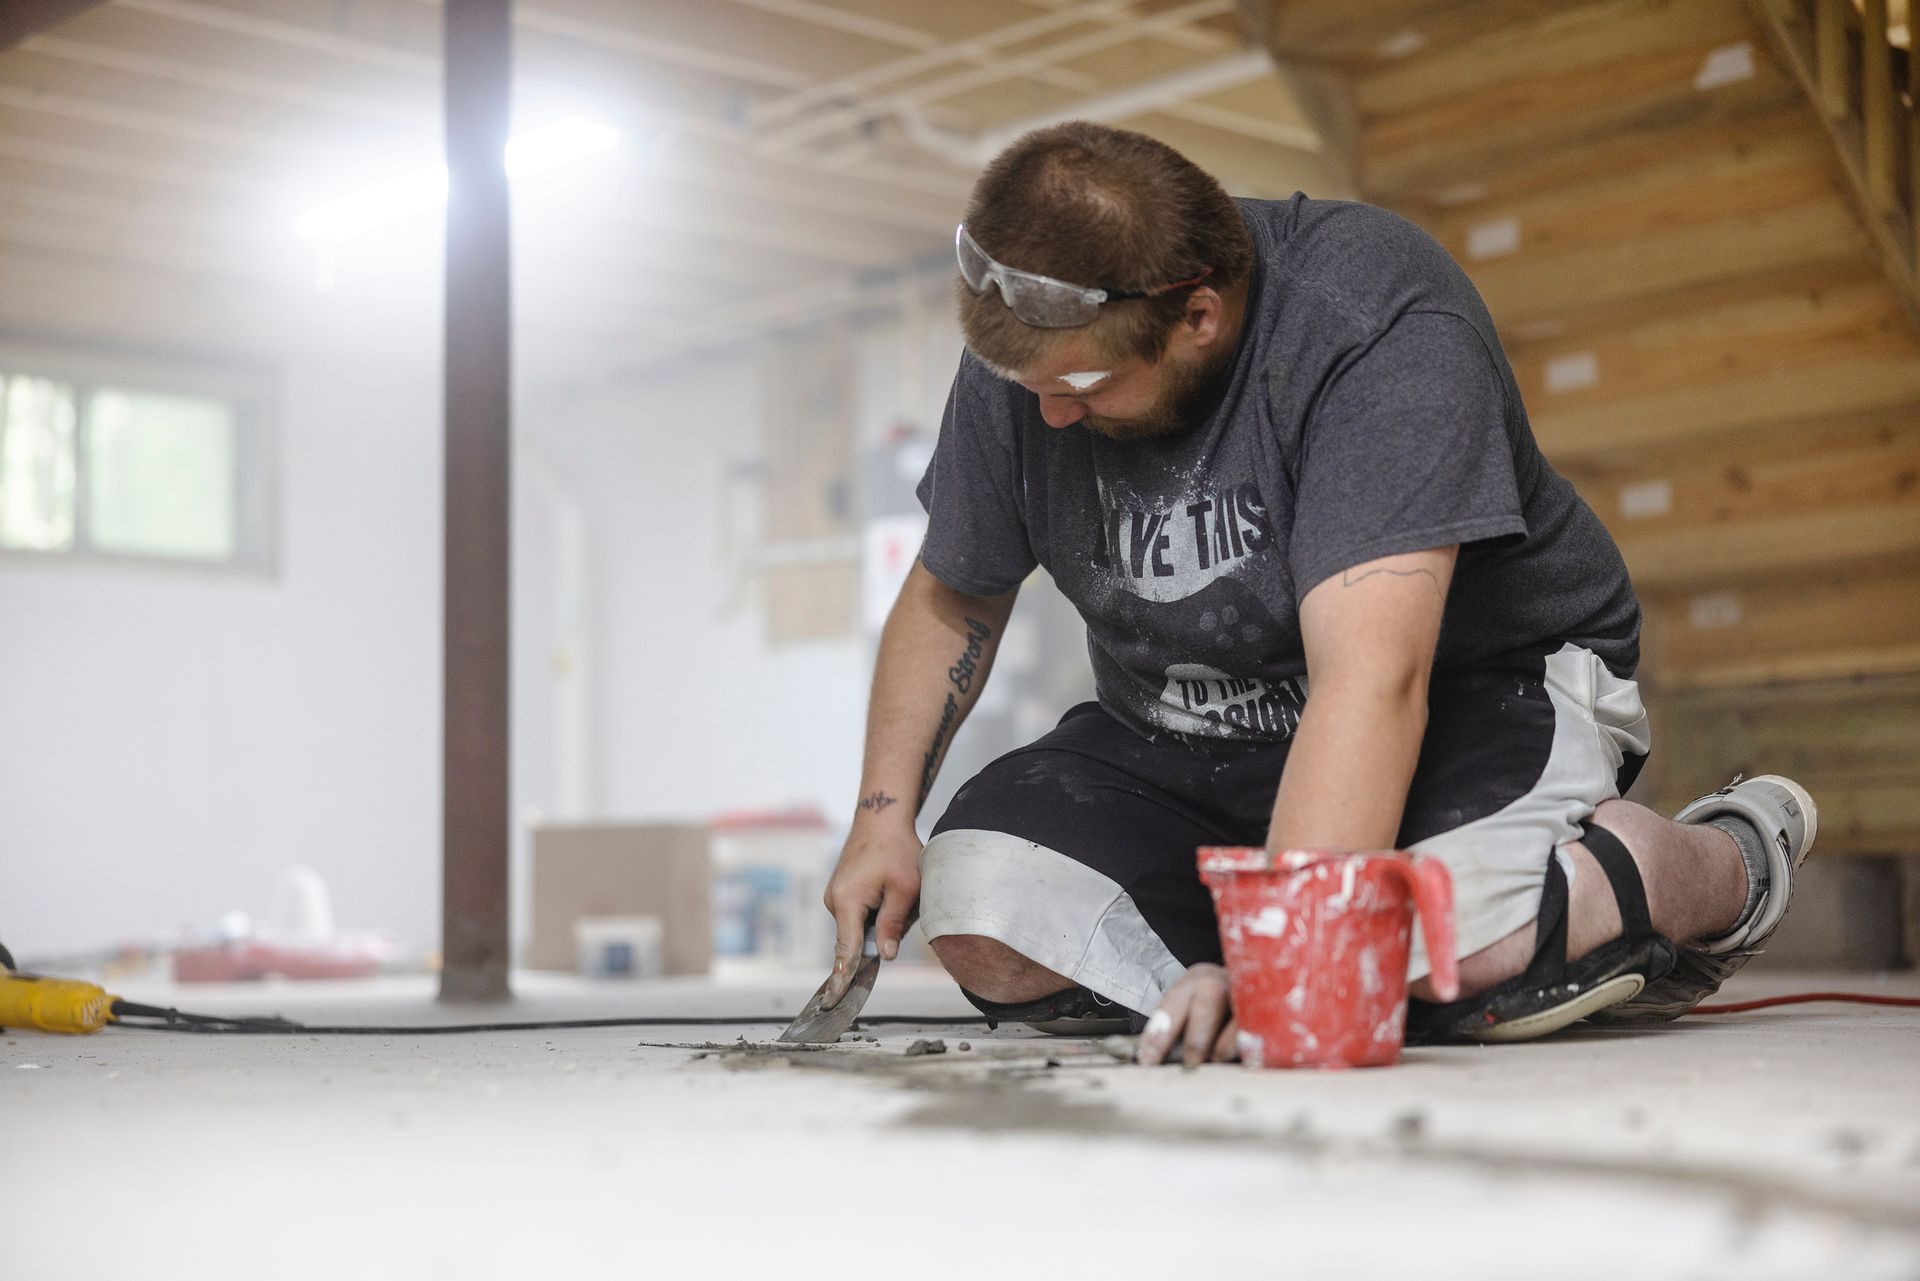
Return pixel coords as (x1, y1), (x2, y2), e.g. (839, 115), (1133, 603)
(856, 791), (898, 813)
(919, 617), (994, 806)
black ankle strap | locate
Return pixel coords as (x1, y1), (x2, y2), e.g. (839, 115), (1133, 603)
(1519, 854), (1571, 986)
(1579, 821), (1652, 937)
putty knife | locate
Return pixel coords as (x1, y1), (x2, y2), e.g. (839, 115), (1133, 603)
(779, 914), (878, 1043)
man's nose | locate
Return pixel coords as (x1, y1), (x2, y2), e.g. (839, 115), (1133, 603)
(1039, 396), (1087, 429)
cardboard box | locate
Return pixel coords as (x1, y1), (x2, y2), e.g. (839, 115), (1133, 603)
(528, 823), (712, 975)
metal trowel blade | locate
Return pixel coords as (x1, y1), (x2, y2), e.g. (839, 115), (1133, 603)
(778, 955), (879, 1043)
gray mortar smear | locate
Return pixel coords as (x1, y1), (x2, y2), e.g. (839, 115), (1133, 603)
(652, 1034), (1121, 1082)
(892, 1078), (1920, 1239)
(643, 1034), (1920, 1239)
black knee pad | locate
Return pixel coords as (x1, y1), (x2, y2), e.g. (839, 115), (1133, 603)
(958, 984), (1142, 1036)
(1407, 823), (1676, 1044)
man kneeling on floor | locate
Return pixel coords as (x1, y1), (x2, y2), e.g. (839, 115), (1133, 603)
(820, 122), (1816, 1065)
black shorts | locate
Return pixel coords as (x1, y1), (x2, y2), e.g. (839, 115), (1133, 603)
(919, 644), (1648, 1015)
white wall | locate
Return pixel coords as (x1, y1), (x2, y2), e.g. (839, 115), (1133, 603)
(516, 349), (867, 826)
(0, 355), (442, 960)
(0, 295), (985, 963)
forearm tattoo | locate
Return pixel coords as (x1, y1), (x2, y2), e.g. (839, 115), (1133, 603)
(919, 617), (994, 805)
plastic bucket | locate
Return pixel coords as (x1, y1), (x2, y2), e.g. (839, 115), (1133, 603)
(1199, 847), (1458, 1069)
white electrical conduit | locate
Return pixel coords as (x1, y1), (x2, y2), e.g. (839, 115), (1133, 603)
(895, 48), (1314, 169)
(755, 0), (1238, 155)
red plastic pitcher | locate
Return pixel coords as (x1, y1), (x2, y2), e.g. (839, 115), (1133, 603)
(1198, 847), (1459, 1069)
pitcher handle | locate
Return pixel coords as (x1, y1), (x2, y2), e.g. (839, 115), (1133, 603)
(1389, 855), (1458, 1003)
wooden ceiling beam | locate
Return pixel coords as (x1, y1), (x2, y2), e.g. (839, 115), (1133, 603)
(0, 0), (113, 51)
(1356, 0), (1753, 118)
(1113, 110), (1344, 197)
(0, 86), (950, 244)
(1257, 0), (1575, 70)
(712, 0), (1155, 108)
(0, 174), (800, 296)
(111, 0), (434, 73)
(1363, 31), (1796, 199)
(0, 83), (282, 157)
(0, 132), (249, 196)
(15, 20), (970, 213)
(406, 0), (809, 91)
(748, 0), (1175, 128)
(1235, 0), (1358, 196)
(754, 0), (1237, 154)
(21, 32), (418, 124)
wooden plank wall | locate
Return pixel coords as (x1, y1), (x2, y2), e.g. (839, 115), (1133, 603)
(1261, 0), (1920, 860)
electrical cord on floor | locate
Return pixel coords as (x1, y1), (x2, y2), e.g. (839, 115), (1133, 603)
(107, 1007), (989, 1034)
(106, 990), (1920, 1033)
(0, 940), (988, 1035)
(1691, 991), (1920, 1014)
(5, 936), (1915, 1034)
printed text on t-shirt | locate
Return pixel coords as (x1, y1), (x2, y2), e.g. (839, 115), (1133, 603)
(1095, 482), (1272, 603)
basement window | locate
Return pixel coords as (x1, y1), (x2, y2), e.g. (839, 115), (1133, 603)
(0, 350), (274, 573)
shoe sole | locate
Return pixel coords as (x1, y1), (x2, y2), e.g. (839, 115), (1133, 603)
(1026, 1016), (1135, 1037)
(1467, 973), (1645, 1043)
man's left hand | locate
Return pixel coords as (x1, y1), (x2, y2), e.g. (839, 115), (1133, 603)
(1137, 963), (1239, 1067)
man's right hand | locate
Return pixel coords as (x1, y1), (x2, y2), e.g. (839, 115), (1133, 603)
(820, 816), (923, 1007)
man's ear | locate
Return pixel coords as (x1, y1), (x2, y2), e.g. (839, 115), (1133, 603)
(1182, 287), (1225, 347)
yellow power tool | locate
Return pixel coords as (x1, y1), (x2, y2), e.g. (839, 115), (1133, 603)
(0, 969), (121, 1034)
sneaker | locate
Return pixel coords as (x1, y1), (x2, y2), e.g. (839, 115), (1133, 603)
(1590, 774), (1817, 1023)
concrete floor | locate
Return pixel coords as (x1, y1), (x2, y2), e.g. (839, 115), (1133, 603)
(4, 966), (1917, 1281)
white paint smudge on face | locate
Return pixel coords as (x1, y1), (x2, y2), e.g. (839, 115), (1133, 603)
(1058, 370), (1111, 392)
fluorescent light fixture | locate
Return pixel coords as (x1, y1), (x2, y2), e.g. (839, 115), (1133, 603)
(295, 115), (620, 242)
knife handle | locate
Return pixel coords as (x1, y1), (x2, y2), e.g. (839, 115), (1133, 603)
(861, 911), (880, 959)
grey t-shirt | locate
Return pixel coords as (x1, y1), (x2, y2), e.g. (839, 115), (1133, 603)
(917, 195), (1640, 742)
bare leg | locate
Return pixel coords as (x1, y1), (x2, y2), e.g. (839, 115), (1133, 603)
(929, 934), (1074, 1003)
(1410, 799), (1750, 1001)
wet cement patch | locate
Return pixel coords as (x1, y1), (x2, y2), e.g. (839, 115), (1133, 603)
(887, 1066), (1920, 1240)
(636, 1026), (1920, 1242)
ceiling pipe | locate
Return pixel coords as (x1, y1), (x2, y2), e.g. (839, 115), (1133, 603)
(896, 48), (1315, 169)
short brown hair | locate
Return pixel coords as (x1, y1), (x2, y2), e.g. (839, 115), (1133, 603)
(957, 122), (1254, 375)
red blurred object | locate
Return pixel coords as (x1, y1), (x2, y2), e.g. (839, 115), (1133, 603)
(171, 940), (383, 983)
(708, 806), (829, 831)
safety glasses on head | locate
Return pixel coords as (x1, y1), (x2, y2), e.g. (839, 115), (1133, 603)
(955, 224), (1213, 329)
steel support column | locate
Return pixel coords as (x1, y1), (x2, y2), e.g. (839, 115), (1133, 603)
(440, 0), (514, 1003)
